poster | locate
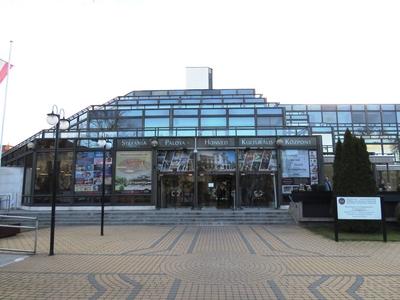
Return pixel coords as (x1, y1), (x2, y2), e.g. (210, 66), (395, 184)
(75, 151), (112, 192)
(239, 150), (277, 172)
(309, 150), (319, 185)
(158, 150), (194, 172)
(281, 150), (310, 178)
(115, 151), (152, 193)
(198, 151), (236, 172)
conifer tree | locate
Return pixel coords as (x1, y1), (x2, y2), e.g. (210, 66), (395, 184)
(338, 129), (358, 195)
(355, 137), (377, 195)
(335, 129), (376, 196)
(332, 129), (378, 232)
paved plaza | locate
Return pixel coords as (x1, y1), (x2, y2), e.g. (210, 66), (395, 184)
(0, 224), (399, 299)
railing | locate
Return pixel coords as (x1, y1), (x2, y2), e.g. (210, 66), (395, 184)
(0, 194), (12, 211)
(0, 215), (39, 254)
(51, 126), (311, 139)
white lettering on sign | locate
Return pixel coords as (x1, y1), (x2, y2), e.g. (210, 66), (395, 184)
(240, 138), (274, 146)
(164, 140), (186, 146)
(204, 139), (229, 146)
(120, 140), (147, 147)
(284, 139), (312, 146)
(337, 197), (382, 220)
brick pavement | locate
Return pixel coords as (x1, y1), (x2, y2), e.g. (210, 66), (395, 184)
(0, 225), (399, 299)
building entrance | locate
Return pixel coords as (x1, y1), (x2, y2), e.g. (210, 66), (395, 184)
(160, 175), (194, 208)
(240, 173), (275, 208)
(198, 174), (235, 209)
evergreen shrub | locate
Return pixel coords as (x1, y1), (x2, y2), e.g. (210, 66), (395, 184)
(332, 129), (380, 233)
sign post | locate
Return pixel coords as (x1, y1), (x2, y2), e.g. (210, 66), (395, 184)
(335, 196), (386, 242)
(380, 197), (387, 242)
(334, 200), (339, 242)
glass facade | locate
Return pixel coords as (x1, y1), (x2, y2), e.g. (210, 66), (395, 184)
(4, 86), (399, 207)
(284, 103), (400, 155)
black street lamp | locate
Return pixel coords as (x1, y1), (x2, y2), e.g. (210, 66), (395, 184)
(97, 139), (112, 236)
(275, 138), (284, 209)
(46, 105), (70, 256)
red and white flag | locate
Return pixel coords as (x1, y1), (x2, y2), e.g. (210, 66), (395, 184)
(0, 58), (12, 84)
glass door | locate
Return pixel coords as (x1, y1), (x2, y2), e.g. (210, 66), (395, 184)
(198, 174), (235, 209)
(160, 175), (194, 208)
(240, 173), (275, 208)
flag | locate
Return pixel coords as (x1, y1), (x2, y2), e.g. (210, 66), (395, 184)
(0, 58), (12, 84)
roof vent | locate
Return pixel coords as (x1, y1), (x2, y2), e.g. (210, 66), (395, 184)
(186, 67), (213, 89)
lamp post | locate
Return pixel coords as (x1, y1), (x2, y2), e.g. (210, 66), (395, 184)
(97, 139), (112, 236)
(193, 137), (198, 210)
(275, 138), (284, 209)
(46, 105), (69, 256)
(150, 139), (158, 208)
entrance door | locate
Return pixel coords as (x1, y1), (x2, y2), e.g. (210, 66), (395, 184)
(198, 174), (235, 209)
(240, 173), (275, 208)
(160, 175), (194, 208)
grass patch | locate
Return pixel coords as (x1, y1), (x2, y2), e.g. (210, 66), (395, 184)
(304, 224), (400, 241)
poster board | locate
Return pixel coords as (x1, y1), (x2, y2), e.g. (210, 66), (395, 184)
(238, 150), (277, 172)
(281, 149), (318, 194)
(336, 197), (381, 220)
(115, 151), (152, 193)
(334, 196), (387, 242)
(75, 151), (112, 193)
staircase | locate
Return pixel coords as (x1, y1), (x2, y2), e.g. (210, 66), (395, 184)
(1, 208), (294, 227)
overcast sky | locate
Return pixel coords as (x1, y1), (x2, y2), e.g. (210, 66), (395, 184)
(1, 0), (400, 146)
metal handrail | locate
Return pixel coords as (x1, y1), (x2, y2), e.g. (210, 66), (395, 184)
(0, 215), (39, 254)
(0, 194), (12, 211)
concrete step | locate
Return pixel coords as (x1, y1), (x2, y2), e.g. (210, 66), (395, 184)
(1, 209), (294, 226)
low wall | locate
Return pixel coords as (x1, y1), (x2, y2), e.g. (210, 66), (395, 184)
(290, 191), (400, 222)
(0, 167), (24, 209)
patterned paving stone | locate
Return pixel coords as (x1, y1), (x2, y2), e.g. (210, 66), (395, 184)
(161, 252), (286, 285)
(0, 224), (400, 299)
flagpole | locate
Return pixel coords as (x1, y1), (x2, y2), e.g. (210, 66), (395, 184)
(0, 40), (13, 163)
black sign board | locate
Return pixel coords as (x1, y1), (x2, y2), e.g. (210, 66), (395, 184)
(117, 139), (150, 149)
(158, 138), (195, 148)
(238, 137), (275, 148)
(197, 137), (236, 148)
(280, 137), (317, 148)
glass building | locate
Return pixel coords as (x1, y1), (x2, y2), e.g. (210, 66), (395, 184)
(282, 104), (400, 190)
(2, 87), (326, 209)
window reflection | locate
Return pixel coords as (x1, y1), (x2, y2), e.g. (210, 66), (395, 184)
(229, 117), (255, 127)
(201, 117), (226, 127)
(23, 155), (33, 200)
(257, 108), (283, 115)
(352, 111), (366, 123)
(308, 112), (322, 123)
(145, 110), (169, 116)
(337, 112), (352, 123)
(382, 112), (396, 123)
(367, 112), (381, 124)
(257, 117), (283, 126)
(145, 118), (169, 128)
(35, 152), (73, 194)
(322, 112), (337, 124)
(173, 118), (198, 127)
(118, 118), (142, 129)
(201, 109), (226, 115)
(229, 108), (254, 115)
(89, 119), (118, 129)
(240, 175), (274, 208)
